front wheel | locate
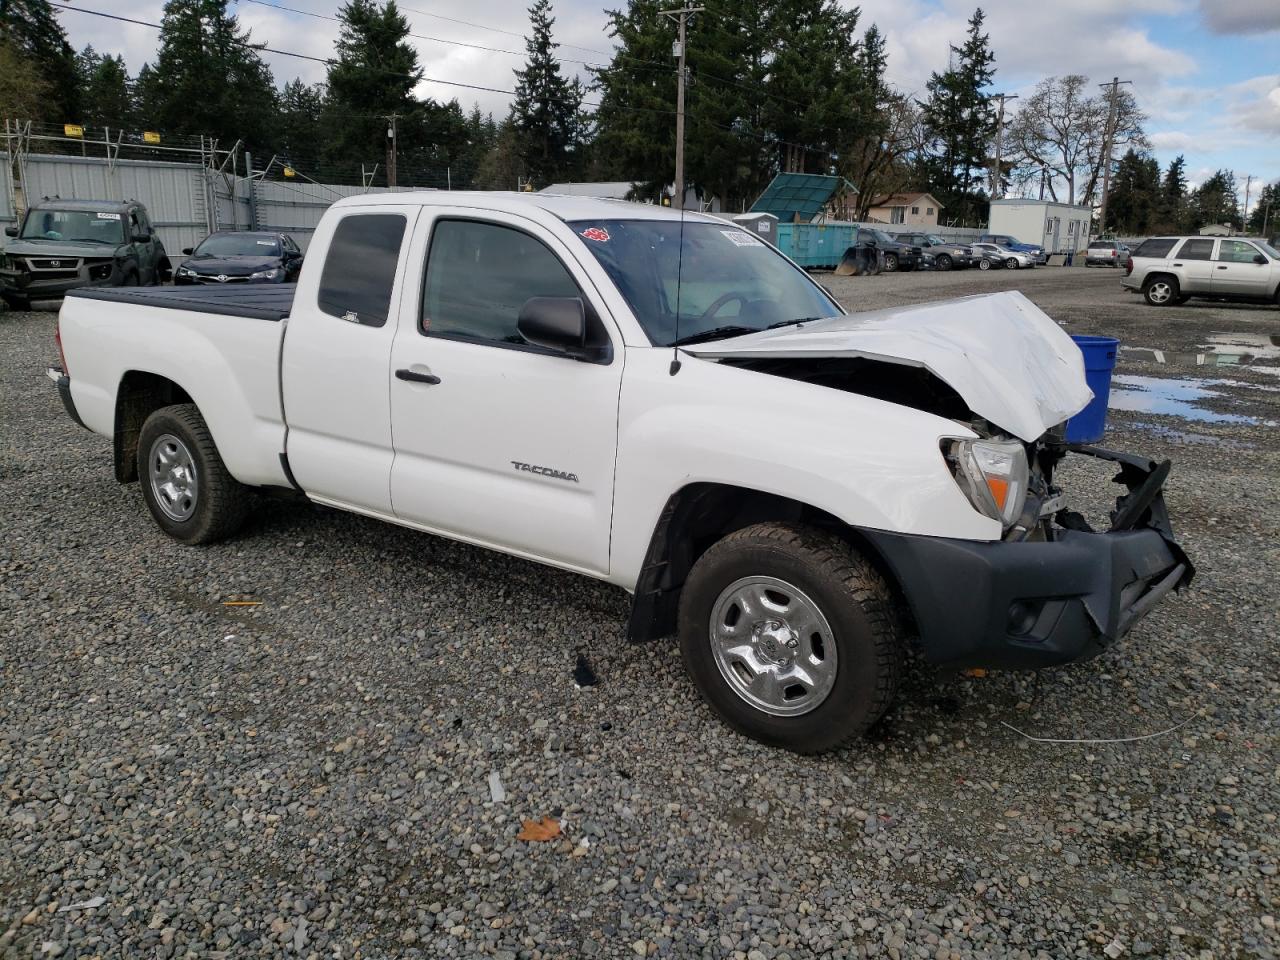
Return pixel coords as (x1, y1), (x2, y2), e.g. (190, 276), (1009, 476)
(678, 523), (902, 754)
(137, 403), (250, 544)
(1006, 257), (1020, 270)
(935, 254), (952, 271)
(882, 253), (898, 272)
(978, 258), (992, 271)
(1143, 276), (1179, 306)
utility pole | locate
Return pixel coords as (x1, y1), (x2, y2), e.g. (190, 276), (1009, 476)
(1095, 76), (1132, 238)
(1241, 174), (1254, 230)
(988, 93), (1018, 200)
(384, 114), (399, 189)
(661, 5), (703, 210)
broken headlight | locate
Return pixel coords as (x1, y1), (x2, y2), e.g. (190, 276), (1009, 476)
(943, 437), (1030, 529)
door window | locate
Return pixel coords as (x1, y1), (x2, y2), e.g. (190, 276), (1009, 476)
(1177, 238), (1214, 260)
(316, 213), (407, 328)
(421, 219), (580, 346)
(1216, 240), (1260, 264)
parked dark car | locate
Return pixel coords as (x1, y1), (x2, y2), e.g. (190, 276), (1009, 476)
(893, 231), (973, 270)
(174, 231), (303, 285)
(978, 233), (1046, 265)
(860, 228), (925, 272)
(1, 199), (169, 309)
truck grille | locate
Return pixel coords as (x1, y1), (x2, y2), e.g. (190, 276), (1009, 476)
(29, 258), (81, 270)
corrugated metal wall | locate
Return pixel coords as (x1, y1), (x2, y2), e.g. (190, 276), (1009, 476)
(0, 164), (14, 229)
(252, 180), (409, 252)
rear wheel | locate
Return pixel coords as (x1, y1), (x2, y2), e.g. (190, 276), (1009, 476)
(935, 254), (953, 271)
(1005, 257), (1020, 270)
(978, 258), (992, 271)
(678, 523), (902, 753)
(882, 253), (898, 272)
(1143, 276), (1179, 306)
(138, 403), (250, 544)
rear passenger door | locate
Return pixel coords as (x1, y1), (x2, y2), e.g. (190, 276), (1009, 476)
(1172, 238), (1216, 292)
(282, 207), (416, 513)
(387, 212), (623, 576)
(1212, 239), (1272, 298)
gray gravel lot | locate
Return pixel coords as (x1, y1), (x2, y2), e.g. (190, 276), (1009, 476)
(2, 267), (1277, 959)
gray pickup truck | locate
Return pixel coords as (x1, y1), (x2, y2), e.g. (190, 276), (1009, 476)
(1, 198), (169, 309)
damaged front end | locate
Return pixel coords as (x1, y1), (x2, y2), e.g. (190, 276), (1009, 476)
(866, 439), (1194, 669)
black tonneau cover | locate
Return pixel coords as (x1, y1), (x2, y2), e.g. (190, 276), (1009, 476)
(66, 284), (294, 321)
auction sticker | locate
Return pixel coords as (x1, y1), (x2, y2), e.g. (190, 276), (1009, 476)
(96, 212), (121, 220)
(721, 230), (760, 246)
(580, 227), (610, 242)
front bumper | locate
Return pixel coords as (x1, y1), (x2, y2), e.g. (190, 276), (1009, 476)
(865, 445), (1193, 669)
(2, 261), (116, 298)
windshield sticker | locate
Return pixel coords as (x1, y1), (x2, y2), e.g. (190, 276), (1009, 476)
(721, 230), (761, 247)
(580, 227), (610, 243)
(96, 212), (121, 220)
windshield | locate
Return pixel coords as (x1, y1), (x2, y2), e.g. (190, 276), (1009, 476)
(869, 229), (894, 243)
(1256, 240), (1280, 259)
(570, 219), (840, 346)
(194, 234), (281, 257)
(20, 209), (125, 243)
(925, 235), (946, 244)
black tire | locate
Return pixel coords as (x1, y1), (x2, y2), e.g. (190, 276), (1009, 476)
(882, 253), (898, 272)
(123, 270), (139, 287)
(935, 254), (952, 271)
(1175, 294), (1192, 304)
(978, 258), (991, 271)
(678, 522), (902, 754)
(2, 293), (32, 311)
(137, 403), (250, 544)
(1143, 275), (1179, 306)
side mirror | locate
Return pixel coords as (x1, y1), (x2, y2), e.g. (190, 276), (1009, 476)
(1254, 254), (1267, 265)
(132, 232), (151, 244)
(182, 247), (193, 255)
(518, 297), (599, 361)
(4, 226), (16, 237)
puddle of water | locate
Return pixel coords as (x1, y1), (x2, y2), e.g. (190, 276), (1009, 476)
(1135, 424), (1256, 450)
(1121, 331), (1280, 372)
(1108, 374), (1262, 424)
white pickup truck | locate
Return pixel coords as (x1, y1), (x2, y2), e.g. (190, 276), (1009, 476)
(49, 193), (1192, 752)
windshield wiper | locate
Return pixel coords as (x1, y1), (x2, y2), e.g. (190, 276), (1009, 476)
(767, 317), (826, 329)
(669, 325), (758, 347)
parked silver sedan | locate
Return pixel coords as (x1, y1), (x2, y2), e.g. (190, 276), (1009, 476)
(971, 242), (1033, 270)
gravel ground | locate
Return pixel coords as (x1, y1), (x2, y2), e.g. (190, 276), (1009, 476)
(1, 268), (1277, 959)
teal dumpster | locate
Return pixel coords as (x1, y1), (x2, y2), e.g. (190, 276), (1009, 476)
(775, 222), (858, 268)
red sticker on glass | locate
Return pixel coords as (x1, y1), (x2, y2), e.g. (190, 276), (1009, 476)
(580, 227), (610, 242)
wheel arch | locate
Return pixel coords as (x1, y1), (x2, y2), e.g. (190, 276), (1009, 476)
(113, 370), (193, 482)
(625, 482), (912, 643)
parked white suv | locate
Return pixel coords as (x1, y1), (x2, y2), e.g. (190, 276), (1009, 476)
(1123, 235), (1280, 307)
(47, 192), (1193, 753)
(1085, 240), (1128, 267)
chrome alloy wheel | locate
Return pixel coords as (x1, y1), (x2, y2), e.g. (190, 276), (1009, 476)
(148, 433), (199, 522)
(709, 576), (838, 716)
(1147, 280), (1174, 304)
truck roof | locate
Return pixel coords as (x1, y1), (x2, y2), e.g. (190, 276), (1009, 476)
(329, 190), (724, 225)
(27, 198), (137, 213)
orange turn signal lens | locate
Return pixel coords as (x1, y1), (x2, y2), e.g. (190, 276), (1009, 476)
(985, 475), (1010, 511)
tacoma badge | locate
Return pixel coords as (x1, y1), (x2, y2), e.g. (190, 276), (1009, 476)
(511, 460), (579, 483)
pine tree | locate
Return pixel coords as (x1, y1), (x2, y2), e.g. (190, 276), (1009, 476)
(1247, 181), (1278, 235)
(1106, 149), (1161, 235)
(142, 0), (277, 149)
(1188, 169), (1240, 231)
(76, 46), (135, 127)
(276, 79), (325, 163)
(1154, 155), (1188, 233)
(920, 8), (996, 225)
(512, 0), (585, 187)
(0, 40), (53, 120)
(0, 0), (80, 121)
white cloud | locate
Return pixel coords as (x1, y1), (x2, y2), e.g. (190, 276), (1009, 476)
(1198, 0), (1280, 35)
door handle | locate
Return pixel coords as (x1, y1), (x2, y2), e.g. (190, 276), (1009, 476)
(1216, 265), (1228, 270)
(395, 368), (441, 385)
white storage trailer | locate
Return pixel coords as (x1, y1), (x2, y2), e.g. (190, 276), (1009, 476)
(988, 199), (1093, 255)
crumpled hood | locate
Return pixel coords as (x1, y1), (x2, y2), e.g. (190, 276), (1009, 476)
(182, 256), (280, 276)
(682, 290), (1093, 442)
(3, 239), (122, 259)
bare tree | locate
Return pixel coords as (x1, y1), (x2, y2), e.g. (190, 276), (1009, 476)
(844, 93), (926, 221)
(1007, 75), (1146, 205)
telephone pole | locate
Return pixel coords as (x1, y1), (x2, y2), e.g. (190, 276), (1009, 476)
(1241, 173), (1254, 229)
(989, 93), (1018, 200)
(384, 114), (399, 189)
(1095, 76), (1132, 237)
(661, 5), (704, 210)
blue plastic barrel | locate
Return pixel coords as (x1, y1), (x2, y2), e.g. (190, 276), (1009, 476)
(1064, 335), (1119, 443)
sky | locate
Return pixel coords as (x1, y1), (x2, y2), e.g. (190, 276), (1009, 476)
(57, 0), (1280, 217)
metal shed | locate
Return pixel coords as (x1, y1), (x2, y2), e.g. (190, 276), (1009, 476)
(750, 173), (857, 224)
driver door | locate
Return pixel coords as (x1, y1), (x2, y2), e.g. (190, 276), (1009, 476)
(388, 213), (623, 576)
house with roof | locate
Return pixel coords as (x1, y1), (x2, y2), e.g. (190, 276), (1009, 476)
(866, 192), (943, 227)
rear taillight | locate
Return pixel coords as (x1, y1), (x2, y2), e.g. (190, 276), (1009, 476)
(55, 323), (69, 376)
(1125, 257), (1134, 276)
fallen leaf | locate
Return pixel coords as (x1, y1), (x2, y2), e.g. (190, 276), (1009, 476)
(517, 816), (561, 842)
(962, 668), (987, 678)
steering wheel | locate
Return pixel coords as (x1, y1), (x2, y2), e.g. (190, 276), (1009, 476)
(699, 292), (747, 320)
